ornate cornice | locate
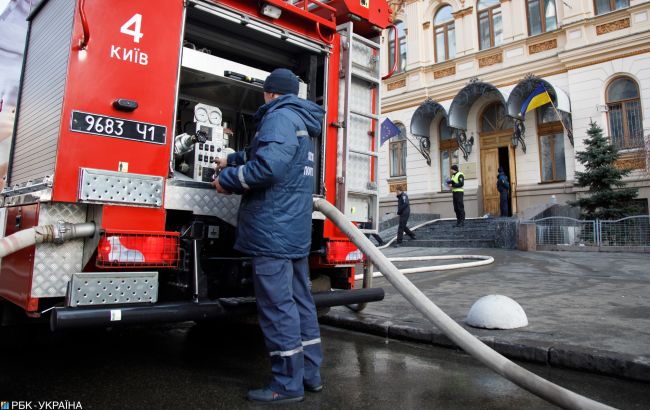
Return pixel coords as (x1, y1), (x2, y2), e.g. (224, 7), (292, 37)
(383, 44), (650, 113)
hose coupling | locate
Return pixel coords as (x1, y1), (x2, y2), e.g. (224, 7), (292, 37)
(54, 221), (96, 244)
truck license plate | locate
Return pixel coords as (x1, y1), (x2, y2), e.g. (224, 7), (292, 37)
(70, 110), (167, 145)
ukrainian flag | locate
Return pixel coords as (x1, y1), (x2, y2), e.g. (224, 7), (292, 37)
(520, 85), (552, 118)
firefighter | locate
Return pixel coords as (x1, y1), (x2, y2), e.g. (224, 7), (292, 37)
(214, 68), (325, 404)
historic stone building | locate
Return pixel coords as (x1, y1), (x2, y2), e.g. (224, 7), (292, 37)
(378, 0), (650, 220)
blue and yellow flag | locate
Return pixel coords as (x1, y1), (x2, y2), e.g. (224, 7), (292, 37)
(520, 85), (552, 119)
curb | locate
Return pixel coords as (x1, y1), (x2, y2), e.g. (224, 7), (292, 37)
(321, 310), (650, 383)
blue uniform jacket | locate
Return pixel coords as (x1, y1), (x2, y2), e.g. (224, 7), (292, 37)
(397, 192), (410, 216)
(218, 94), (325, 258)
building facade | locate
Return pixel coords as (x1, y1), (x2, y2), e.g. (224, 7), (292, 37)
(379, 0), (650, 220)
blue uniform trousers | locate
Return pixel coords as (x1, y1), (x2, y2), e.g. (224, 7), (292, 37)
(499, 191), (509, 217)
(252, 256), (322, 396)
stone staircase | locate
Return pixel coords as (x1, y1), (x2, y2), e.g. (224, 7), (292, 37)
(377, 217), (517, 249)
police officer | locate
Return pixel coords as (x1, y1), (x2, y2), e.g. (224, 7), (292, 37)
(447, 164), (465, 227)
(394, 186), (416, 246)
(214, 68), (325, 404)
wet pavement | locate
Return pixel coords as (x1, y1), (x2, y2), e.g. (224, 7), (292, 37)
(323, 247), (650, 382)
(0, 322), (648, 409)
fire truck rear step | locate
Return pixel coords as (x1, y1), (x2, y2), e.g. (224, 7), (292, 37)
(66, 272), (159, 307)
(78, 168), (163, 207)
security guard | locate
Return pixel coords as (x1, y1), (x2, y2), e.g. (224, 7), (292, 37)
(214, 69), (325, 404)
(447, 164), (465, 227)
(394, 186), (416, 246)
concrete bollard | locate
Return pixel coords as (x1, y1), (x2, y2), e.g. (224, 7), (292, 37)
(466, 295), (528, 329)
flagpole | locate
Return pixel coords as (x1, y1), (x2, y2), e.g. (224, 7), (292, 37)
(406, 135), (426, 158)
(543, 84), (568, 134)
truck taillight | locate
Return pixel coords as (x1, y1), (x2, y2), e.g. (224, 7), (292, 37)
(96, 232), (180, 268)
(325, 240), (364, 264)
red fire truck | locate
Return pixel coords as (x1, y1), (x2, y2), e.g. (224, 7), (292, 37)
(0, 0), (391, 329)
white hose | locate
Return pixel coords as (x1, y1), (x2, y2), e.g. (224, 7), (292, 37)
(377, 216), (486, 249)
(0, 228), (42, 258)
(355, 255), (494, 280)
(315, 198), (613, 410)
(0, 222), (96, 258)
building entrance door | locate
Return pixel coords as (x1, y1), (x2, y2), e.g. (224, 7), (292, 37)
(478, 102), (517, 216)
(480, 133), (517, 216)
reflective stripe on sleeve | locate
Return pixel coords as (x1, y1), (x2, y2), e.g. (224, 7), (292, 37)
(269, 346), (303, 357)
(297, 130), (308, 137)
(302, 338), (321, 347)
(238, 166), (250, 190)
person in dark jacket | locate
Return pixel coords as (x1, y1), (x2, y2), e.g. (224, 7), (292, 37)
(214, 68), (325, 404)
(496, 167), (510, 217)
(394, 186), (416, 246)
(447, 164), (465, 227)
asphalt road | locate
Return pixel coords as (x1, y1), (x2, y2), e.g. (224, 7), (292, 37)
(0, 321), (648, 409)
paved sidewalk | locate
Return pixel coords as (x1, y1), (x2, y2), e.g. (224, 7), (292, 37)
(322, 247), (650, 382)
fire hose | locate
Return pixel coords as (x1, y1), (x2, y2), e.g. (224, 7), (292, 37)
(0, 222), (96, 258)
(314, 197), (613, 410)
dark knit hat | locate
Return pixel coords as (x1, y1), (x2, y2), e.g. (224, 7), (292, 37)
(263, 68), (299, 95)
(451, 164), (459, 171)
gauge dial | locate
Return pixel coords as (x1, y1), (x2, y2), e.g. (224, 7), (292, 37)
(209, 109), (222, 125)
(194, 106), (209, 123)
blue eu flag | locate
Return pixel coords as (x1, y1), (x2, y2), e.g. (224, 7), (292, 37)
(380, 118), (400, 146)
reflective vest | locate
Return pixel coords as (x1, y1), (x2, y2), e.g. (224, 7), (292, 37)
(451, 171), (464, 193)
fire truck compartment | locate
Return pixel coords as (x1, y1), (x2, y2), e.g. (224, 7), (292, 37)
(169, 3), (327, 190)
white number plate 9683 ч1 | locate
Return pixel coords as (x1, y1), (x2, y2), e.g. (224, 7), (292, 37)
(70, 110), (167, 144)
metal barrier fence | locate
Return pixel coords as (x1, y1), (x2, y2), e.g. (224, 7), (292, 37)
(532, 216), (650, 247)
(599, 216), (650, 247)
(534, 217), (597, 246)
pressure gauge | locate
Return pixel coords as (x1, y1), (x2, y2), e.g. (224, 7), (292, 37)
(194, 106), (209, 123)
(209, 108), (222, 125)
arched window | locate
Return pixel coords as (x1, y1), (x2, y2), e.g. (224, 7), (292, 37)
(527, 0), (557, 35)
(439, 118), (459, 191)
(434, 5), (456, 63)
(594, 0), (629, 15)
(388, 20), (407, 73)
(478, 0), (502, 50)
(390, 123), (407, 177)
(479, 102), (512, 133)
(537, 106), (566, 182)
(607, 77), (644, 149)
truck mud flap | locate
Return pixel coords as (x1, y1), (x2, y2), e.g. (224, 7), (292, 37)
(50, 287), (384, 331)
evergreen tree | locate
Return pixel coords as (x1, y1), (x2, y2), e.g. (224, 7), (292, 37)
(569, 121), (638, 219)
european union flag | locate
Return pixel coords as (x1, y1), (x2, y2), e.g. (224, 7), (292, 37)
(380, 118), (400, 146)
